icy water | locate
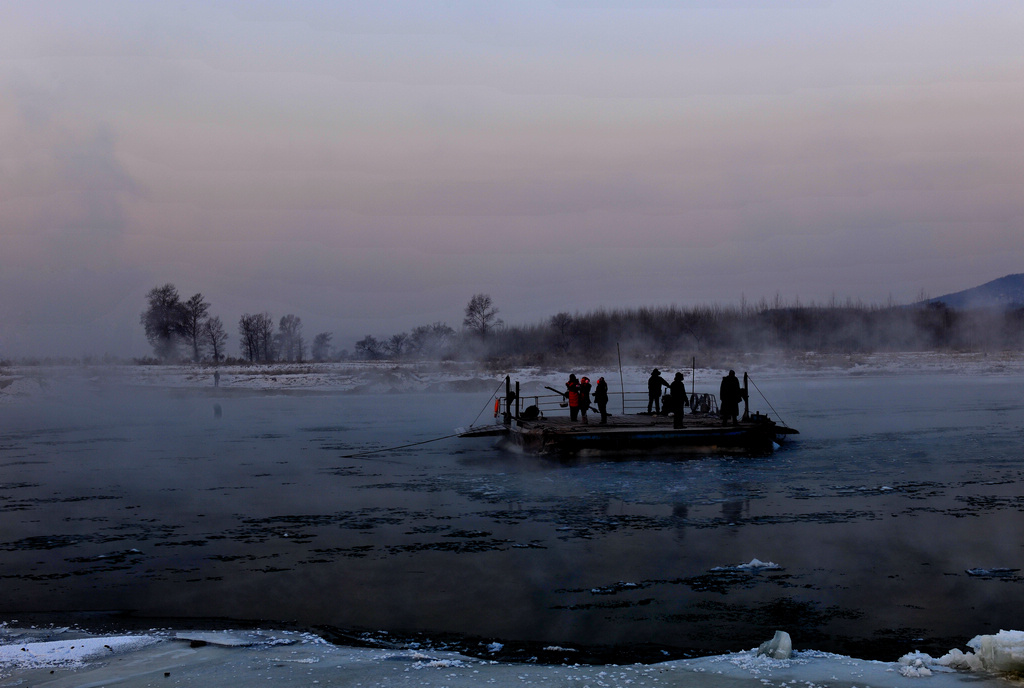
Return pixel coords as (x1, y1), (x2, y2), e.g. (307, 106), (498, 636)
(2, 372), (1023, 661)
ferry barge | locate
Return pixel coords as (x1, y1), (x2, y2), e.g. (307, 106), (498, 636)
(460, 374), (798, 456)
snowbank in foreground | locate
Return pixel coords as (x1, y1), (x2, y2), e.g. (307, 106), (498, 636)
(898, 630), (1024, 676)
(1, 625), (1021, 688)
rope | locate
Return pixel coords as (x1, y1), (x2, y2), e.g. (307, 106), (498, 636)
(342, 433), (463, 459)
(343, 377), (507, 459)
(746, 375), (791, 429)
(467, 378), (507, 428)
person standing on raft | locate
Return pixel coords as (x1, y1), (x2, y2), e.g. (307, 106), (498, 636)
(565, 374), (582, 422)
(720, 369), (744, 426)
(578, 376), (592, 425)
(647, 369), (670, 414)
(670, 372), (689, 428)
(594, 377), (609, 425)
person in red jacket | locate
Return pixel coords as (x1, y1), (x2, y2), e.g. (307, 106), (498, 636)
(566, 374), (581, 421)
(579, 376), (592, 424)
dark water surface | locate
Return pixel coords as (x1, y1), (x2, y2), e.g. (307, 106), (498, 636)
(2, 372), (1024, 660)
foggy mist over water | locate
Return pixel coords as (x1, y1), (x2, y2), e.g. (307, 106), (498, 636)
(2, 368), (1024, 660)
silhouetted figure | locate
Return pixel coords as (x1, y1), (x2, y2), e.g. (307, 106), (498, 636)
(670, 372), (688, 428)
(647, 369), (670, 414)
(213, 370), (220, 387)
(579, 376), (592, 424)
(566, 374), (582, 422)
(594, 377), (609, 425)
(720, 369), (743, 425)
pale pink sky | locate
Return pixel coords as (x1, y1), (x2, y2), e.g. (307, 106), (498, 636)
(2, 1), (1023, 357)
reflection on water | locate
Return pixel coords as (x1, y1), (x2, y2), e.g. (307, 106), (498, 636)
(1, 373), (1024, 660)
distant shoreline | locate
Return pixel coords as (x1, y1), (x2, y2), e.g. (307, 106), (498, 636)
(4, 351), (1024, 402)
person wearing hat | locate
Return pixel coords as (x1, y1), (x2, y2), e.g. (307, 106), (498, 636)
(670, 372), (689, 428)
(565, 374), (581, 421)
(647, 369), (670, 414)
(720, 369), (743, 425)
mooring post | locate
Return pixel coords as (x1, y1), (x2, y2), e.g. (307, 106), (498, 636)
(515, 381), (521, 421)
(742, 372), (750, 422)
(504, 376), (512, 425)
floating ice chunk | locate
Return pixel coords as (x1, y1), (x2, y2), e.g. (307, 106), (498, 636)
(486, 642), (503, 653)
(173, 631), (297, 647)
(737, 558), (781, 570)
(756, 630), (792, 659)
(965, 568), (1019, 578)
(710, 558), (781, 572)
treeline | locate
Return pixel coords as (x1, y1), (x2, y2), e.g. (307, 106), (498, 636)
(359, 301), (1024, 365)
(140, 284), (333, 363)
(140, 286), (502, 363)
(140, 284), (1024, 365)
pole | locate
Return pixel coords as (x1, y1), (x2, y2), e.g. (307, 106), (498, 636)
(515, 380), (521, 421)
(617, 343), (626, 415)
(742, 372), (750, 422)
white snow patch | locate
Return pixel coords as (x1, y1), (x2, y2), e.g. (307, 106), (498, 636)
(0, 634), (160, 670)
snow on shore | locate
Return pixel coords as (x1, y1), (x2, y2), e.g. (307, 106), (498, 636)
(1, 625), (1022, 687)
(4, 351), (1024, 403)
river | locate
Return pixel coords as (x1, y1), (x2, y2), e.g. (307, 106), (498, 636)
(2, 369), (1022, 662)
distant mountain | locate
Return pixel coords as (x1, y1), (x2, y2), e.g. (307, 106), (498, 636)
(926, 273), (1024, 310)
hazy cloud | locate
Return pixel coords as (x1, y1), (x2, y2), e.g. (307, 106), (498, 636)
(1, 1), (1023, 357)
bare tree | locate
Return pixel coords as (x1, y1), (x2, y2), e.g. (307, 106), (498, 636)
(140, 284), (183, 361)
(311, 332), (333, 361)
(355, 335), (383, 360)
(463, 293), (503, 340)
(408, 322), (455, 359)
(179, 293), (210, 362)
(238, 314), (261, 362)
(275, 314), (305, 362)
(255, 313), (275, 361)
(386, 332), (409, 359)
(204, 316), (227, 363)
(549, 312), (573, 355)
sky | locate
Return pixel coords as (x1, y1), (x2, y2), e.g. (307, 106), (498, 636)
(2, 1), (1023, 358)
